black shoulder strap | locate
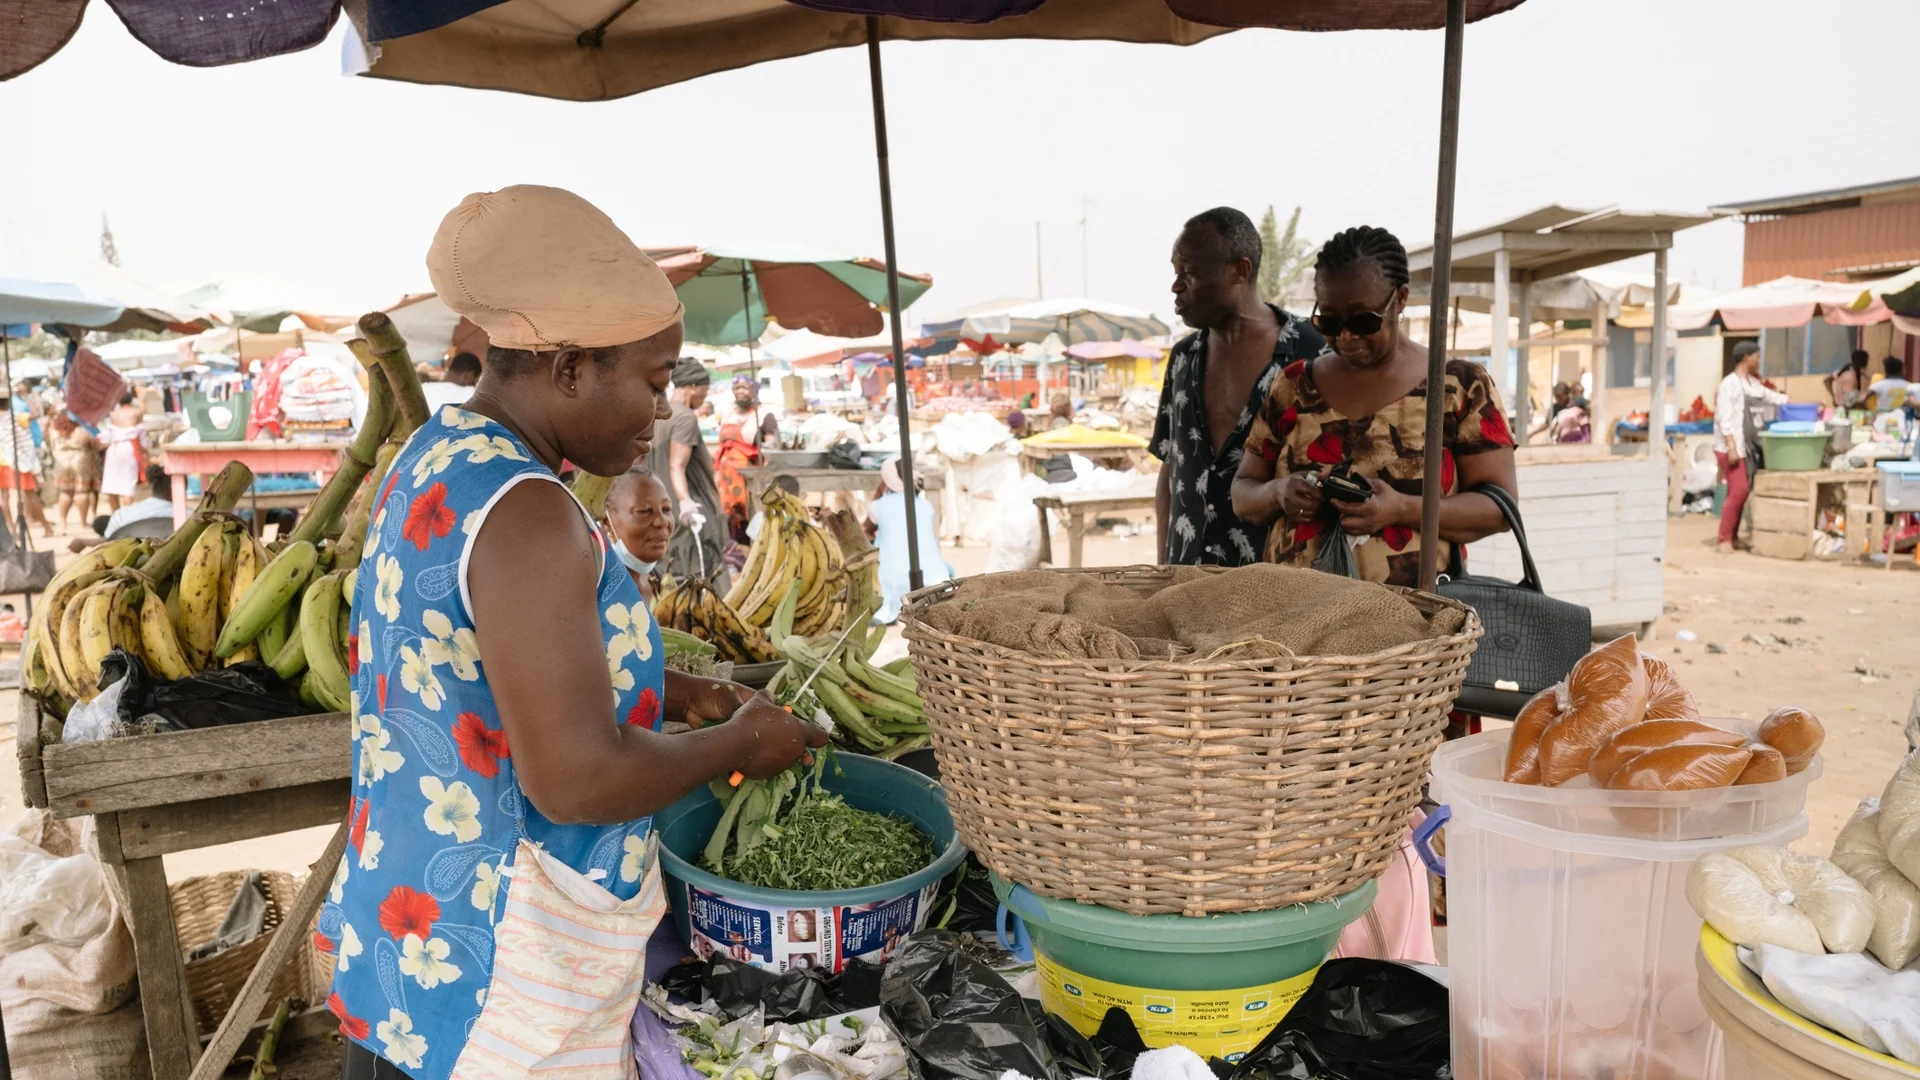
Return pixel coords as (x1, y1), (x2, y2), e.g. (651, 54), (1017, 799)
(1450, 482), (1542, 592)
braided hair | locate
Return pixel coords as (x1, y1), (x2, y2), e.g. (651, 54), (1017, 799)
(1314, 225), (1409, 291)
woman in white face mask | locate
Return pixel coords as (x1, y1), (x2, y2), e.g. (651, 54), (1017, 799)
(605, 468), (676, 601)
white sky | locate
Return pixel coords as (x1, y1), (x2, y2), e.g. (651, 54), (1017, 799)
(3, 0), (1917, 331)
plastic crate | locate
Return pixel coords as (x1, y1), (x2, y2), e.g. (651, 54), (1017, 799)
(1879, 460), (1920, 512)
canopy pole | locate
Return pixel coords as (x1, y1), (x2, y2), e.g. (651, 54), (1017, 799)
(1417, 0), (1467, 594)
(741, 270), (759, 431)
(866, 15), (923, 591)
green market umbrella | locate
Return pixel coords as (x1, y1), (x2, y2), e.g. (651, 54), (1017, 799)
(652, 243), (932, 347)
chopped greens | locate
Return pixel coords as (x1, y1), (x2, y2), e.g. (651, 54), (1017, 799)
(703, 749), (934, 892)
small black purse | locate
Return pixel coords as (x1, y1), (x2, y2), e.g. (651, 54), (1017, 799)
(1438, 483), (1590, 718)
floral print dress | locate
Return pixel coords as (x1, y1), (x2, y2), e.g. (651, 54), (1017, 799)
(322, 406), (665, 1080)
(1243, 356), (1515, 588)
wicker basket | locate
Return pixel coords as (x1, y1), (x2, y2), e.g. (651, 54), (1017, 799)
(901, 566), (1481, 916)
(169, 870), (330, 1036)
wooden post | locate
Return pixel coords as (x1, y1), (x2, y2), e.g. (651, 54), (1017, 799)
(1650, 245), (1670, 449)
(1513, 275), (1533, 444)
(1491, 245), (1512, 417)
(1591, 299), (1611, 444)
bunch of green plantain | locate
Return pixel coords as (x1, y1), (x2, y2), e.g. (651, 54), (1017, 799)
(24, 311), (433, 720)
(761, 581), (925, 760)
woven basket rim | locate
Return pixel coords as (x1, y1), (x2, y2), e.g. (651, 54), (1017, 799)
(901, 564), (1482, 674)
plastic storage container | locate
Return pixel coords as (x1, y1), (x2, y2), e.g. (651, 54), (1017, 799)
(1776, 403), (1822, 423)
(1879, 460), (1920, 512)
(1759, 431), (1830, 471)
(1424, 729), (1816, 1080)
(991, 872), (1375, 1063)
(654, 754), (968, 974)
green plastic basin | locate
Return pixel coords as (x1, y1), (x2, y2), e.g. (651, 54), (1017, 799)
(1758, 431), (1828, 472)
(991, 871), (1375, 1061)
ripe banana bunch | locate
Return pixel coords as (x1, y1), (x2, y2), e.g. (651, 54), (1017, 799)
(654, 578), (776, 665)
(723, 485), (849, 642)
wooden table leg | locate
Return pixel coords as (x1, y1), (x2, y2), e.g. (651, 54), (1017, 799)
(1067, 511), (1086, 569)
(121, 855), (200, 1079)
(1036, 504), (1053, 566)
(171, 473), (189, 527)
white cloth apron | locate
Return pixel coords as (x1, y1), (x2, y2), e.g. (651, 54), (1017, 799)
(449, 836), (666, 1079)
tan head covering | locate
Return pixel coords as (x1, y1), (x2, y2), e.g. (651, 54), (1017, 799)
(426, 185), (683, 353)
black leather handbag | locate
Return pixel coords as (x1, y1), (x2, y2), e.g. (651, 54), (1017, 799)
(1438, 483), (1590, 719)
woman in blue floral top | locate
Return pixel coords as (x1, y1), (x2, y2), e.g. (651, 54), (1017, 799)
(326, 186), (824, 1080)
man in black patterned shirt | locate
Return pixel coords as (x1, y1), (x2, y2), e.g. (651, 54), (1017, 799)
(1152, 207), (1324, 565)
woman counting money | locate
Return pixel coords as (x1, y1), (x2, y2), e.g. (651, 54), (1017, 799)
(325, 186), (824, 1080)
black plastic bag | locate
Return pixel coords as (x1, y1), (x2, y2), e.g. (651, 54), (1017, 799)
(660, 955), (884, 1022)
(108, 650), (311, 731)
(1226, 960), (1449, 1080)
(881, 930), (1052, 1080)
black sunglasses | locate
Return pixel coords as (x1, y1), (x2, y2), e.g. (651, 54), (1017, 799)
(1311, 304), (1394, 339)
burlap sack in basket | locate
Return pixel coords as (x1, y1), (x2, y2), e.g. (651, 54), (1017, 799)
(917, 564), (1463, 661)
(168, 870), (329, 1036)
(904, 565), (1480, 917)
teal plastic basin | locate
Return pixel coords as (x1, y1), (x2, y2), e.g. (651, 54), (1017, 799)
(655, 754), (967, 969)
(992, 871), (1374, 991)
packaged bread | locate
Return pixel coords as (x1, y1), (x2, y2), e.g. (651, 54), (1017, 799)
(1831, 796), (1920, 970)
(1757, 707), (1825, 775)
(1687, 845), (1875, 954)
(1605, 742), (1753, 792)
(1641, 657), (1699, 722)
(1586, 718), (1746, 787)
(1502, 688), (1560, 783)
(1533, 635), (1651, 786)
(1735, 743), (1787, 786)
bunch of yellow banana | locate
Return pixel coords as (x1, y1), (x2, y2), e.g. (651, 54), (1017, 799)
(23, 316), (437, 721)
(724, 485), (849, 640)
(654, 577), (776, 665)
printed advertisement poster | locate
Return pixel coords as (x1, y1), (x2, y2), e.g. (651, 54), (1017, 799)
(686, 883), (939, 974)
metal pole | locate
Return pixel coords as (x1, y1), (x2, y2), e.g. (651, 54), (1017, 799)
(1418, 0), (1467, 594)
(1, 326), (28, 629)
(866, 16), (923, 590)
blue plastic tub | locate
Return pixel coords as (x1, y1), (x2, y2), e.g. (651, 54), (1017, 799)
(1776, 403), (1821, 423)
(654, 754), (966, 974)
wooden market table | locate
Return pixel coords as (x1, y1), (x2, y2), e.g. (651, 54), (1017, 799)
(15, 699), (351, 1080)
(160, 440), (349, 529)
(1033, 483), (1158, 568)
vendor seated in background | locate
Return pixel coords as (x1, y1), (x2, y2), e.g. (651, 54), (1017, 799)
(69, 463), (174, 551)
(1230, 224), (1517, 588)
(603, 468), (674, 602)
(421, 350), (482, 411)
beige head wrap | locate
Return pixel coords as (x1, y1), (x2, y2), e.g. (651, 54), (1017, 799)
(426, 185), (683, 352)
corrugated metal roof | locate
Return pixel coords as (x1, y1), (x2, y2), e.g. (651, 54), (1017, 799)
(1712, 175), (1920, 216)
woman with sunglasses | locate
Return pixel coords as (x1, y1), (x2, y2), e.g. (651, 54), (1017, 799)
(1229, 225), (1517, 587)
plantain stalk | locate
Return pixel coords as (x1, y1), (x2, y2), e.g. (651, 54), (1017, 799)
(287, 357), (394, 547)
(357, 312), (432, 435)
(332, 439), (400, 568)
(248, 997), (292, 1080)
(141, 462), (254, 583)
(571, 472), (616, 519)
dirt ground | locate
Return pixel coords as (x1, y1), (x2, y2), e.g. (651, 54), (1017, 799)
(1, 509), (1914, 1073)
